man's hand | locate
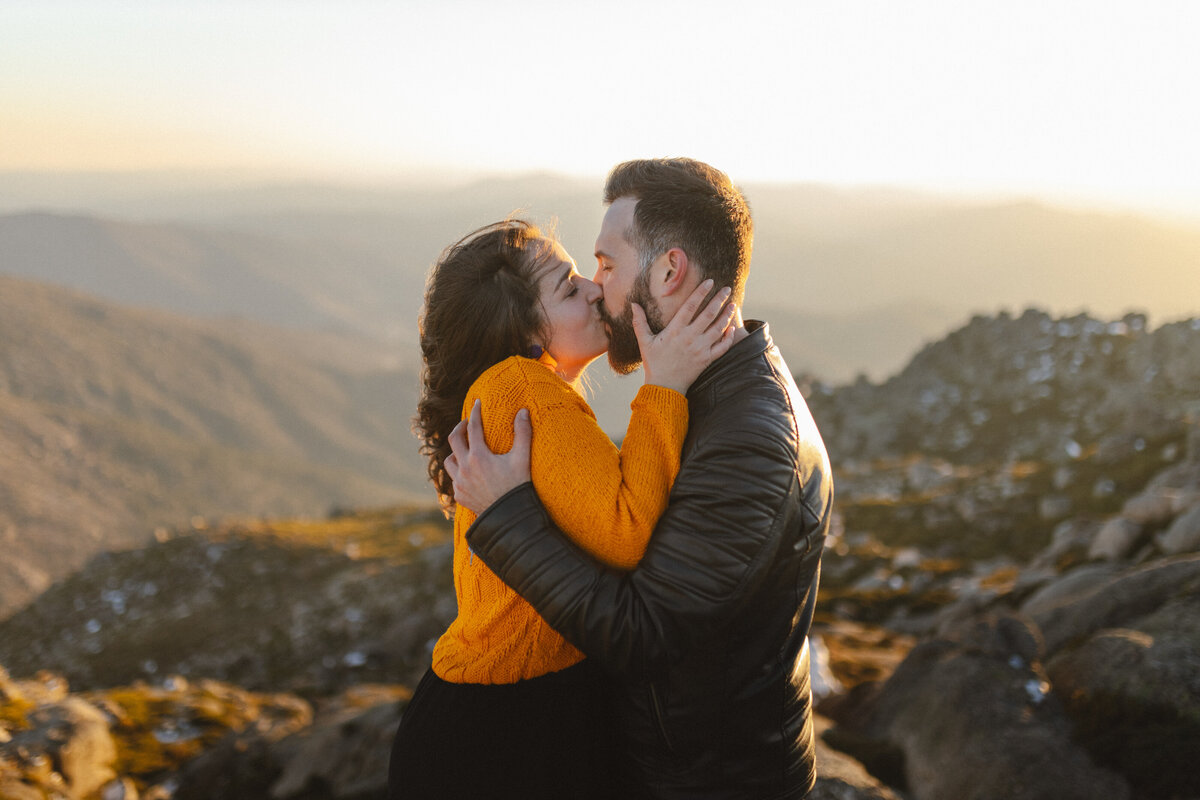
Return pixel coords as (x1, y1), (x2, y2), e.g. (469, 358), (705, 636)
(445, 399), (532, 513)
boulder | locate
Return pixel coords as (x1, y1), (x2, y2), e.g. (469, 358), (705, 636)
(100, 777), (139, 799)
(1157, 503), (1200, 555)
(1046, 594), (1200, 799)
(1120, 487), (1183, 525)
(823, 614), (1130, 800)
(1018, 563), (1118, 621)
(811, 715), (902, 800)
(1022, 555), (1200, 654)
(171, 685), (407, 800)
(1037, 494), (1072, 521)
(1027, 519), (1098, 572)
(1086, 516), (1142, 561)
(4, 696), (117, 799)
(269, 693), (403, 800)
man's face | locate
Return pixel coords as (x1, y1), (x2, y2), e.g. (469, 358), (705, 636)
(593, 197), (666, 374)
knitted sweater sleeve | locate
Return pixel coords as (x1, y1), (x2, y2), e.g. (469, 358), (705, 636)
(472, 359), (687, 570)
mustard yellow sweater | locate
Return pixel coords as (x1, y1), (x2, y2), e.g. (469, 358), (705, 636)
(431, 352), (688, 684)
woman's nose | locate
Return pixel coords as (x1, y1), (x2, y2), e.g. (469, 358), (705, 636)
(582, 277), (603, 304)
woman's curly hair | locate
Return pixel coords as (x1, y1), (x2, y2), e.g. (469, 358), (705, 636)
(414, 219), (554, 513)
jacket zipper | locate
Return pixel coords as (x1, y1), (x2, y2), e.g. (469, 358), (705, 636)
(648, 683), (675, 754)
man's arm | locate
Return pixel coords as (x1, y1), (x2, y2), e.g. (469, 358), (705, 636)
(463, 422), (813, 676)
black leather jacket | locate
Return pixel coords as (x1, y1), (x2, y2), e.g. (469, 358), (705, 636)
(466, 321), (832, 799)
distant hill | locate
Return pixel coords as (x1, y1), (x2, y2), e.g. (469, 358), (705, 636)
(0, 505), (455, 694)
(0, 211), (414, 342)
(4, 173), (1198, 385)
(806, 309), (1200, 468)
(0, 277), (431, 617)
(802, 308), (1200, 564)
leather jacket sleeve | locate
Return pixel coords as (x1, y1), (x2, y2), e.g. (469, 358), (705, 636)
(464, 415), (818, 678)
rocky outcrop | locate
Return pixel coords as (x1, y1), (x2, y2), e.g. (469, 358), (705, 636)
(1159, 503), (1200, 554)
(3, 696), (117, 798)
(1021, 555), (1200, 653)
(809, 311), (1200, 467)
(1033, 557), (1200, 799)
(0, 508), (456, 696)
(807, 312), (1200, 799)
(823, 615), (1131, 800)
(170, 685), (407, 800)
(809, 715), (903, 800)
(823, 555), (1200, 799)
(4, 309), (1199, 799)
(178, 694), (904, 800)
(1, 668), (311, 799)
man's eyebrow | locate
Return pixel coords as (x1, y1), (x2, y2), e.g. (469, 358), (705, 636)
(594, 248), (612, 261)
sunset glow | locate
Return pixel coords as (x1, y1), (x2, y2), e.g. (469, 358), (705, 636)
(3, 0), (1198, 217)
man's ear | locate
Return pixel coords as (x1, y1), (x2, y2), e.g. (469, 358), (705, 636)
(657, 248), (690, 297)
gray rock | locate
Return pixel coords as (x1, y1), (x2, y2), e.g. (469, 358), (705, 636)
(1028, 519), (1098, 572)
(1026, 555), (1200, 654)
(1087, 516), (1142, 561)
(812, 715), (902, 800)
(1018, 563), (1119, 621)
(170, 686), (406, 800)
(269, 697), (402, 799)
(1046, 593), (1200, 799)
(1037, 494), (1072, 521)
(824, 615), (1130, 800)
(1121, 487), (1184, 525)
(100, 777), (140, 800)
(1157, 502), (1200, 555)
(5, 697), (117, 799)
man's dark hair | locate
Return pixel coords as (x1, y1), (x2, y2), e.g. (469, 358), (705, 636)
(603, 158), (753, 304)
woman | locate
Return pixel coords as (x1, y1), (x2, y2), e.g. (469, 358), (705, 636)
(388, 220), (735, 798)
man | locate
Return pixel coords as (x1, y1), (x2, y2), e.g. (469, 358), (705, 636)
(447, 158), (832, 799)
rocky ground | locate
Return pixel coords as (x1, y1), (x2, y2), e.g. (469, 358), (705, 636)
(2, 309), (1199, 799)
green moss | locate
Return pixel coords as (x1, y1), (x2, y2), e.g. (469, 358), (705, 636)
(84, 681), (305, 788)
(0, 696), (33, 731)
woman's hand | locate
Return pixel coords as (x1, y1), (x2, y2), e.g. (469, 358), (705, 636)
(635, 279), (738, 395)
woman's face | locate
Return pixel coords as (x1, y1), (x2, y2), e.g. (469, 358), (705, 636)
(536, 240), (607, 381)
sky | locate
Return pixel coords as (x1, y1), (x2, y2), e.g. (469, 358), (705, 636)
(3, 0), (1199, 218)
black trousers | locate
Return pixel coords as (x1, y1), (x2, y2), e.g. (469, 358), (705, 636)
(387, 659), (623, 799)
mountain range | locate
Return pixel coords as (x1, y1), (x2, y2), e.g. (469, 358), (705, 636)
(4, 171), (1199, 380)
(2, 171), (1198, 617)
(0, 276), (428, 616)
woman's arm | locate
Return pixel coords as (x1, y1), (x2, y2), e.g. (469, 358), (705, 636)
(534, 381), (686, 569)
(455, 282), (738, 569)
(471, 365), (685, 570)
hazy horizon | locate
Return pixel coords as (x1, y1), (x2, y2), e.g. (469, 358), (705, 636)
(3, 1), (1198, 220)
(3, 170), (1197, 370)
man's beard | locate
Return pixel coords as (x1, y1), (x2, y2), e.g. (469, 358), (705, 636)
(599, 272), (665, 375)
